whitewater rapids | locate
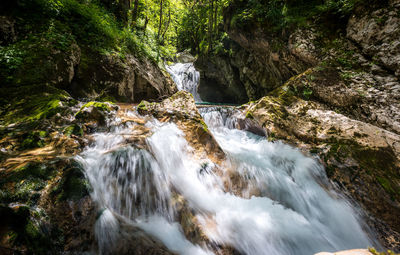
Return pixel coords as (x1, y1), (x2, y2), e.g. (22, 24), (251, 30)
(76, 106), (378, 255)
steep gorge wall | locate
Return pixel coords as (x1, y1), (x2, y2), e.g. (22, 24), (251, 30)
(194, 5), (318, 102)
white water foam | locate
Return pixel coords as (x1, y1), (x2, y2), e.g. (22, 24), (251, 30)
(77, 107), (378, 255)
(166, 62), (202, 102)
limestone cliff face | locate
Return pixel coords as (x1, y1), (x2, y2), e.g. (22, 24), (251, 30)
(194, 8), (318, 102)
(347, 0), (400, 77)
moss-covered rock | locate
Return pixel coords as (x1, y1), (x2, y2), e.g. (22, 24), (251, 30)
(75, 101), (117, 127)
(0, 202), (63, 254)
(50, 160), (90, 202)
(63, 124), (83, 137)
(244, 83), (400, 250)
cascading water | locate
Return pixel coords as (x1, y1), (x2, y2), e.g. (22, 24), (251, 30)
(77, 106), (380, 255)
(166, 62), (202, 102)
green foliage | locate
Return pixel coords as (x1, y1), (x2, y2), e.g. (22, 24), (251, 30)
(1, 0), (180, 72)
(177, 0), (226, 55)
(316, 0), (356, 17)
(302, 86), (313, 100)
(225, 0), (371, 34)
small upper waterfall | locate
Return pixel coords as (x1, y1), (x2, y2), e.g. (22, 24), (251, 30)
(166, 62), (202, 102)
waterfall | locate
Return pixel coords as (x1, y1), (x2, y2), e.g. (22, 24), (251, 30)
(166, 62), (202, 102)
(76, 106), (380, 255)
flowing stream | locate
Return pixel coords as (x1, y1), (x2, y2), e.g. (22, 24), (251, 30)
(77, 63), (379, 255)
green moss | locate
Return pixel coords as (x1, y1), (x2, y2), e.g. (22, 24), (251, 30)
(0, 162), (57, 204)
(19, 130), (49, 150)
(267, 132), (276, 142)
(137, 101), (149, 111)
(63, 124), (83, 137)
(377, 177), (397, 195)
(369, 247), (397, 255)
(96, 93), (117, 103)
(302, 86), (313, 100)
(83, 102), (111, 112)
(0, 84), (74, 125)
(245, 111), (254, 119)
(51, 161), (90, 202)
(74, 101), (113, 122)
(199, 119), (209, 133)
(325, 138), (400, 199)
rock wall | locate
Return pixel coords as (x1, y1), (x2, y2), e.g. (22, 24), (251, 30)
(347, 0), (400, 76)
(194, 9), (318, 102)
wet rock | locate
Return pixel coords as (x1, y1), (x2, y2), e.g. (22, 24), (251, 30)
(0, 156), (96, 254)
(52, 43), (81, 89)
(75, 101), (117, 128)
(281, 67), (400, 135)
(137, 91), (226, 163)
(195, 23), (319, 101)
(176, 51), (196, 63)
(243, 82), (400, 250)
(347, 2), (400, 76)
(71, 52), (177, 103)
(195, 53), (249, 104)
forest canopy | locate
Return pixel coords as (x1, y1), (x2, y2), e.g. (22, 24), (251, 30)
(0, 0), (386, 70)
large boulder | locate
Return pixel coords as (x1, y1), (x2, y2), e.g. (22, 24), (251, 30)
(137, 91), (225, 163)
(75, 101), (118, 128)
(71, 52), (177, 103)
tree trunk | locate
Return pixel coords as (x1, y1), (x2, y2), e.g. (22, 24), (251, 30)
(214, 0), (218, 36)
(132, 0), (139, 26)
(157, 0), (164, 41)
(161, 8), (171, 42)
(144, 16), (149, 34)
(121, 0), (131, 24)
(208, 0), (214, 53)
